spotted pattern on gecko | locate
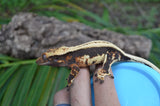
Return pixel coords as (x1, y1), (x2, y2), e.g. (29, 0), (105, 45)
(36, 40), (160, 87)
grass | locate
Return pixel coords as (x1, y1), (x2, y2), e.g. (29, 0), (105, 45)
(0, 0), (160, 105)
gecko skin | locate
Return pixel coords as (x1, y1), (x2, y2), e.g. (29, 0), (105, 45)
(36, 40), (160, 87)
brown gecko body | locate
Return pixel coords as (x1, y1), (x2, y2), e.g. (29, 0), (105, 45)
(36, 40), (160, 87)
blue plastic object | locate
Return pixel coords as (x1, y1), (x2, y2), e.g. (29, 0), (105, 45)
(91, 62), (160, 106)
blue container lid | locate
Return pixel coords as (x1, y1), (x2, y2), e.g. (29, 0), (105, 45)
(91, 62), (160, 106)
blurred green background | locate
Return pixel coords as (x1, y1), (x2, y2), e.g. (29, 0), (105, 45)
(0, 0), (160, 105)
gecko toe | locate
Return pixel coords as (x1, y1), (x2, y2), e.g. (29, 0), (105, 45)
(100, 80), (104, 84)
(95, 78), (98, 82)
(66, 87), (70, 91)
(111, 76), (114, 79)
(109, 74), (114, 79)
(66, 85), (71, 91)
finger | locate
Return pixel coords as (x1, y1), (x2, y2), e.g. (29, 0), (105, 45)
(93, 68), (120, 106)
(54, 88), (70, 106)
(70, 68), (92, 106)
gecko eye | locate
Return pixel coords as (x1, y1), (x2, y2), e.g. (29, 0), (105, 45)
(42, 54), (47, 60)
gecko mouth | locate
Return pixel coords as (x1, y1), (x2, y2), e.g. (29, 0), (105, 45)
(36, 57), (51, 65)
(36, 61), (51, 65)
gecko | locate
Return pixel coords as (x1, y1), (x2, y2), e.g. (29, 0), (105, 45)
(36, 40), (160, 87)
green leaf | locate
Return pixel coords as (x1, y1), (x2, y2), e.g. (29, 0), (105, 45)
(37, 67), (57, 106)
(149, 53), (160, 68)
(1, 68), (24, 106)
(0, 59), (35, 68)
(0, 65), (19, 89)
(0, 54), (20, 61)
(25, 66), (50, 106)
(102, 8), (110, 23)
(48, 67), (70, 106)
(0, 79), (9, 103)
(12, 63), (37, 106)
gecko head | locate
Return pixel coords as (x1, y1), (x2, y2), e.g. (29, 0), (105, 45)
(36, 47), (69, 67)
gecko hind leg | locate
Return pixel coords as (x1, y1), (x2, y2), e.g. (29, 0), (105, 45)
(66, 64), (80, 89)
(94, 54), (114, 83)
(95, 68), (113, 84)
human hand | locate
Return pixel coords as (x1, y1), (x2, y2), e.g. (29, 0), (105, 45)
(54, 68), (120, 106)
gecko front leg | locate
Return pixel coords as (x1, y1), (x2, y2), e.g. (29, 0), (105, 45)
(67, 64), (80, 88)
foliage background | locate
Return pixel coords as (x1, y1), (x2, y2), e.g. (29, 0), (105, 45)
(0, 0), (160, 105)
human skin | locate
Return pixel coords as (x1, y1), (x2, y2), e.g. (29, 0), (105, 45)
(54, 68), (120, 106)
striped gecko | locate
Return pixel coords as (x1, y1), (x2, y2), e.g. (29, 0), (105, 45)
(36, 40), (160, 87)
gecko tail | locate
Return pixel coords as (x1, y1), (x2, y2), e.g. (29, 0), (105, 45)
(122, 53), (160, 74)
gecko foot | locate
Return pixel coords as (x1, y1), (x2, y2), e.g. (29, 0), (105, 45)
(94, 72), (114, 83)
(94, 77), (104, 84)
(95, 78), (98, 82)
(100, 79), (104, 84)
(110, 75), (114, 79)
(66, 86), (70, 91)
(66, 83), (74, 91)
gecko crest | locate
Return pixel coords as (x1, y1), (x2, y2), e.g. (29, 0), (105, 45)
(36, 40), (160, 88)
